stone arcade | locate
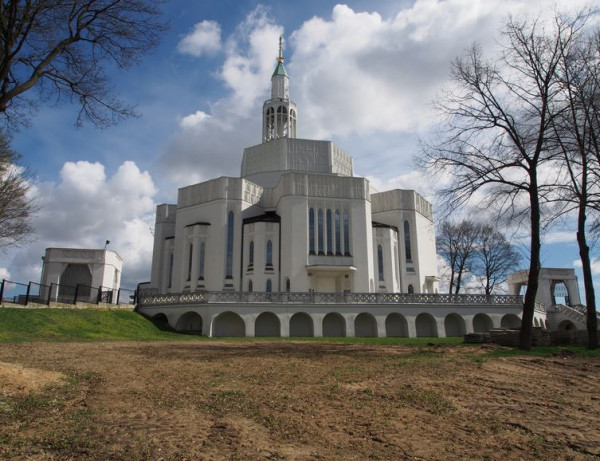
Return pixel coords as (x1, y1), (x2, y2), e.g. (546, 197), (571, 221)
(138, 40), (591, 338)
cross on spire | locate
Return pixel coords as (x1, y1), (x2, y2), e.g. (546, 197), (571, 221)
(278, 36), (284, 63)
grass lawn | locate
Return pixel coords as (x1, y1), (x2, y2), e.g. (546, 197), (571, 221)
(0, 307), (598, 357)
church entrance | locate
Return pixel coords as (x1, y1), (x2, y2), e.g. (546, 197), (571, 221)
(316, 276), (337, 293)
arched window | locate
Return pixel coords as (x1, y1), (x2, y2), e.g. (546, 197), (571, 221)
(408, 284), (414, 294)
(326, 209), (332, 255)
(266, 279), (272, 292)
(277, 106), (288, 137)
(198, 242), (205, 280)
(248, 241), (254, 268)
(404, 221), (412, 262)
(266, 240), (273, 267)
(187, 243), (193, 281)
(285, 278), (291, 292)
(335, 209), (341, 255)
(318, 208), (324, 254)
(248, 280), (253, 292)
(309, 208), (315, 254)
(377, 244), (384, 282)
(226, 211), (234, 278)
(343, 210), (350, 256)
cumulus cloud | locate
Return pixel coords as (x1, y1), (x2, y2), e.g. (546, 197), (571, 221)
(573, 259), (600, 275)
(162, 1), (593, 188)
(179, 110), (211, 129)
(160, 6), (282, 186)
(0, 161), (157, 289)
(177, 20), (222, 56)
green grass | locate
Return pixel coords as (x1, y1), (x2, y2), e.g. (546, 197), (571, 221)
(0, 307), (205, 342)
(0, 308), (599, 359)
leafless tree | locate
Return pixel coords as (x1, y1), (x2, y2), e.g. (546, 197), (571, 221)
(0, 132), (34, 247)
(436, 220), (481, 294)
(474, 224), (522, 295)
(420, 14), (584, 349)
(0, 0), (166, 129)
(551, 24), (599, 349)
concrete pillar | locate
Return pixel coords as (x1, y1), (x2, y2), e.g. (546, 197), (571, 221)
(464, 316), (474, 334)
(244, 316), (254, 337)
(406, 317), (417, 338)
(280, 314), (290, 337)
(565, 279), (581, 305)
(346, 314), (355, 337)
(376, 316), (386, 337)
(313, 314), (323, 337)
(436, 318), (446, 338)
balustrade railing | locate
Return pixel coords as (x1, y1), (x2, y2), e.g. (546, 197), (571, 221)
(138, 290), (525, 307)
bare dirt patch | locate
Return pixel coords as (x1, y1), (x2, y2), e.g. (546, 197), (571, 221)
(0, 361), (64, 396)
(0, 341), (598, 460)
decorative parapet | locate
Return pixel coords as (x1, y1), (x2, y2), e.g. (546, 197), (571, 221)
(138, 291), (524, 307)
(553, 304), (600, 322)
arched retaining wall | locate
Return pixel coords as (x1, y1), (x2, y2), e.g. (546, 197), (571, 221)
(140, 302), (528, 338)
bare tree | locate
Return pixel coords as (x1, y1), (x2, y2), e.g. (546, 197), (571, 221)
(0, 132), (34, 247)
(0, 0), (166, 128)
(474, 225), (521, 295)
(551, 25), (599, 349)
(437, 219), (481, 294)
(420, 14), (583, 349)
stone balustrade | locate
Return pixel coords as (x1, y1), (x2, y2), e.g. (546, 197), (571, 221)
(138, 291), (525, 308)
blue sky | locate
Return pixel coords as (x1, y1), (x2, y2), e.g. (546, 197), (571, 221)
(2, 0), (598, 302)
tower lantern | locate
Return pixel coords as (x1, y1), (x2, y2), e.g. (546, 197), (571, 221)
(263, 36), (297, 142)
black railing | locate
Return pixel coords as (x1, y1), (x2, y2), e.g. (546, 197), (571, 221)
(0, 279), (137, 307)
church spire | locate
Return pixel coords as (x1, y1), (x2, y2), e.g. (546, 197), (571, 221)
(263, 36), (297, 142)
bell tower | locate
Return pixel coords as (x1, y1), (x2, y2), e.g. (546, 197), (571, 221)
(263, 37), (297, 142)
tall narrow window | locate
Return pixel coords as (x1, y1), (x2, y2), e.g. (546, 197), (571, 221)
(248, 280), (253, 292)
(404, 221), (412, 262)
(266, 240), (273, 267)
(326, 210), (332, 255)
(335, 209), (341, 255)
(318, 208), (324, 254)
(343, 210), (350, 256)
(198, 242), (205, 280)
(266, 279), (272, 292)
(226, 211), (234, 278)
(408, 284), (414, 294)
(187, 243), (193, 281)
(286, 278), (291, 292)
(377, 244), (384, 281)
(309, 208), (315, 254)
(249, 241), (254, 268)
(393, 243), (399, 286)
(168, 253), (174, 288)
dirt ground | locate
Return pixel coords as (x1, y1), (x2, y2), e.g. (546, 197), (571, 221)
(0, 341), (599, 460)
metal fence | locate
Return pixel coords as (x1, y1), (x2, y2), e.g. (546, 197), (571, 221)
(0, 279), (137, 306)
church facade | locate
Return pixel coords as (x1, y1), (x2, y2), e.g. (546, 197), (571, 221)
(149, 40), (439, 298)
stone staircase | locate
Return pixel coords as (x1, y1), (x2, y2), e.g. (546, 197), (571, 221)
(553, 304), (600, 329)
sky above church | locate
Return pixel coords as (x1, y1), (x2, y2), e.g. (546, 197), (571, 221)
(1, 0), (598, 298)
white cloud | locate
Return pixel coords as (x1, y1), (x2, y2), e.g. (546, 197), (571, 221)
(0, 267), (10, 280)
(573, 258), (600, 275)
(545, 231), (577, 245)
(0, 161), (157, 289)
(177, 20), (222, 56)
(179, 110), (211, 129)
(160, 6), (282, 185)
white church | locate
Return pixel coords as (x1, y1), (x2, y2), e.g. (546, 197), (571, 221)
(139, 40), (587, 338)
(149, 39), (438, 298)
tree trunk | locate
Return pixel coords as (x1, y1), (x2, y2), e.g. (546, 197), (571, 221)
(519, 187), (541, 350)
(576, 203), (599, 349)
